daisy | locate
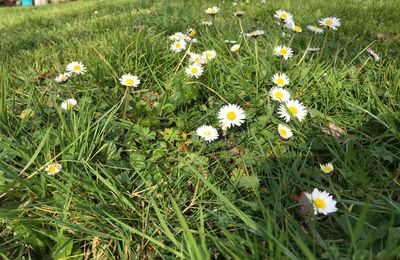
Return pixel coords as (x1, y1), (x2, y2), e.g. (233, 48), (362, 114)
(269, 87), (290, 102)
(119, 74), (140, 87)
(61, 98), (78, 110)
(233, 11), (245, 17)
(320, 163), (334, 174)
(245, 30), (265, 38)
(367, 48), (381, 61)
(202, 50), (217, 63)
(185, 63), (203, 78)
(169, 32), (184, 41)
(196, 125), (219, 142)
(205, 6), (219, 16)
(277, 124), (293, 139)
(218, 104), (245, 129)
(274, 45), (293, 60)
(66, 62), (86, 74)
(201, 21), (213, 26)
(274, 10), (293, 21)
(278, 99), (308, 122)
(45, 163), (62, 176)
(319, 17), (341, 30)
(188, 52), (206, 65)
(55, 72), (71, 83)
(230, 44), (240, 52)
(170, 40), (187, 53)
(272, 73), (289, 87)
(305, 188), (338, 215)
(308, 47), (320, 52)
(293, 25), (302, 33)
(307, 25), (323, 34)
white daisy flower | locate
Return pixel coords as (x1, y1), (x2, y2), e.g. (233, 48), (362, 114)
(185, 63), (203, 78)
(307, 25), (323, 34)
(119, 74), (140, 87)
(196, 125), (219, 142)
(367, 48), (381, 61)
(45, 163), (62, 176)
(269, 87), (290, 102)
(202, 50), (217, 63)
(245, 30), (265, 38)
(230, 44), (240, 52)
(305, 188), (338, 215)
(55, 72), (71, 83)
(319, 17), (341, 30)
(169, 32), (184, 41)
(61, 98), (78, 110)
(277, 124), (293, 139)
(272, 73), (290, 87)
(66, 62), (86, 74)
(217, 104), (246, 129)
(274, 10), (293, 21)
(293, 25), (302, 33)
(320, 163), (334, 174)
(273, 45), (294, 60)
(205, 6), (220, 15)
(188, 52), (206, 65)
(278, 99), (308, 122)
(308, 47), (321, 52)
(170, 40), (187, 53)
(233, 11), (245, 17)
(201, 21), (213, 26)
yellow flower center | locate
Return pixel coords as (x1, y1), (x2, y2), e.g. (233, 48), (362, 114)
(276, 78), (284, 85)
(288, 106), (297, 115)
(61, 75), (68, 81)
(325, 19), (333, 25)
(73, 65), (81, 71)
(207, 53), (213, 59)
(314, 198), (326, 209)
(191, 67), (198, 74)
(274, 92), (283, 99)
(280, 13), (287, 19)
(204, 130), (211, 136)
(279, 48), (287, 55)
(322, 165), (332, 173)
(175, 43), (181, 48)
(227, 111), (237, 120)
(294, 26), (301, 32)
(48, 165), (56, 174)
(313, 26), (319, 30)
(279, 128), (287, 136)
(66, 103), (74, 109)
(125, 79), (134, 85)
(210, 9), (216, 14)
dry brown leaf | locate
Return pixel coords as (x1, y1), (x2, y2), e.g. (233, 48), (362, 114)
(291, 192), (313, 216)
(177, 140), (192, 153)
(322, 122), (345, 143)
(38, 71), (53, 80)
(229, 146), (241, 157)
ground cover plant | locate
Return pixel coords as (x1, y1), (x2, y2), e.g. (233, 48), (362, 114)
(1, 0), (400, 258)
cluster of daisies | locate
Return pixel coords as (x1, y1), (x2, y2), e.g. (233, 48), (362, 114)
(193, 6), (338, 216)
(274, 9), (341, 34)
(47, 63), (141, 175)
(54, 61), (87, 110)
(47, 5), (340, 217)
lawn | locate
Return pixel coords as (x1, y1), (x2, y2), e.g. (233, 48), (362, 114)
(1, 0), (400, 259)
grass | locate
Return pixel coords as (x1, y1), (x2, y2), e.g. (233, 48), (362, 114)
(1, 0), (400, 258)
